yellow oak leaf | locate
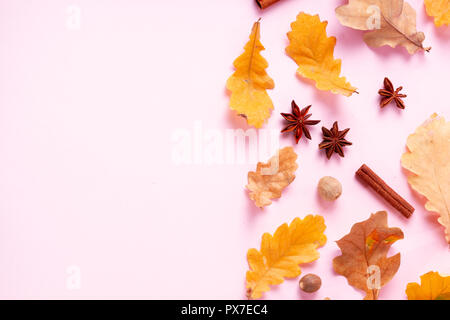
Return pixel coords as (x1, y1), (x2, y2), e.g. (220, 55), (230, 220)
(246, 146), (298, 208)
(336, 0), (430, 54)
(406, 271), (450, 300)
(333, 211), (404, 300)
(286, 13), (357, 97)
(401, 114), (450, 244)
(246, 215), (327, 299)
(425, 0), (450, 27)
(226, 20), (274, 128)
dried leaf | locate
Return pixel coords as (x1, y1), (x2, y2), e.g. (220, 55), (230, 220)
(333, 211), (404, 300)
(425, 0), (450, 27)
(401, 114), (450, 244)
(246, 146), (298, 208)
(246, 215), (327, 299)
(336, 0), (430, 54)
(286, 13), (357, 97)
(226, 20), (274, 128)
(406, 271), (450, 300)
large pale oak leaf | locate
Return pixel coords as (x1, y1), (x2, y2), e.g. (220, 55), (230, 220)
(401, 114), (450, 244)
(336, 0), (430, 54)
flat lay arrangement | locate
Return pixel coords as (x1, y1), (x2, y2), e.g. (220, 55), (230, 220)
(1, 0), (449, 302)
(226, 0), (450, 300)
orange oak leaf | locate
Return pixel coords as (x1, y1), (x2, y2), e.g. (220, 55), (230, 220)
(333, 211), (404, 300)
(336, 0), (430, 54)
(246, 215), (327, 299)
(401, 114), (450, 244)
(246, 146), (298, 208)
(226, 20), (274, 128)
(425, 0), (450, 27)
(286, 13), (357, 97)
(406, 271), (450, 300)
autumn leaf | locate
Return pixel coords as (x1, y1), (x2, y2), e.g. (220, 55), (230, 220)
(401, 114), (450, 244)
(336, 0), (430, 54)
(406, 271), (450, 300)
(333, 211), (404, 300)
(226, 20), (274, 128)
(246, 215), (326, 299)
(425, 0), (450, 27)
(286, 13), (357, 97)
(246, 146), (298, 208)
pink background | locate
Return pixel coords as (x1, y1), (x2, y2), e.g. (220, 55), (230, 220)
(0, 0), (449, 299)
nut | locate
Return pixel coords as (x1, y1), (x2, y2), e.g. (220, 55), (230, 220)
(299, 273), (322, 293)
(318, 176), (342, 201)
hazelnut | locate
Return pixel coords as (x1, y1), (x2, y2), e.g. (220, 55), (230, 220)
(299, 273), (322, 293)
(318, 176), (342, 201)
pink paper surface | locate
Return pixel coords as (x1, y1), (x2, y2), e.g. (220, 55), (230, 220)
(0, 0), (449, 299)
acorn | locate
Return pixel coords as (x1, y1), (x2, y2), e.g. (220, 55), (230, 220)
(299, 274), (322, 293)
(318, 176), (342, 201)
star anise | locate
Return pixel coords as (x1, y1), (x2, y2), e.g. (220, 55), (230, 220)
(280, 101), (320, 144)
(319, 121), (352, 159)
(378, 77), (407, 109)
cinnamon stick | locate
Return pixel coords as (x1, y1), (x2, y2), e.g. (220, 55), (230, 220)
(255, 0), (280, 9)
(356, 164), (414, 218)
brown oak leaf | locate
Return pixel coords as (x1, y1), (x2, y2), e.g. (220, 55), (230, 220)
(333, 211), (404, 299)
